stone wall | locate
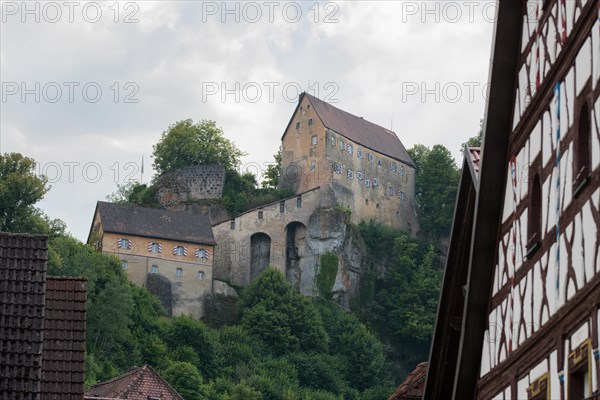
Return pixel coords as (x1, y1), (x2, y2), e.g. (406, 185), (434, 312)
(154, 165), (226, 208)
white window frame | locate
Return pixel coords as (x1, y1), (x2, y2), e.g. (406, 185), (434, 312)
(347, 144), (353, 155)
(347, 169), (354, 180)
(311, 135), (317, 145)
(176, 268), (183, 277)
(334, 163), (342, 174)
(118, 238), (131, 250)
(339, 140), (345, 151)
(197, 271), (205, 280)
(173, 246), (186, 256)
(372, 178), (379, 186)
(330, 136), (336, 146)
(357, 171), (364, 180)
(357, 149), (364, 159)
(368, 153), (374, 163)
(365, 179), (371, 187)
(150, 265), (159, 274)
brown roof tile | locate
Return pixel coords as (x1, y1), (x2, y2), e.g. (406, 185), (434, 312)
(40, 277), (88, 400)
(303, 93), (416, 167)
(388, 362), (428, 400)
(95, 202), (216, 245)
(84, 364), (183, 400)
(0, 232), (49, 399)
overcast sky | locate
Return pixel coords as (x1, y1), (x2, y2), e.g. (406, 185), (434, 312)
(1, 1), (496, 241)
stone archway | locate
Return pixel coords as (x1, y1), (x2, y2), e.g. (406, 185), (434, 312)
(250, 233), (271, 281)
(285, 222), (307, 289)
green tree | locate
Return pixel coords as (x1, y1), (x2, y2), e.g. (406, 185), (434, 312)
(152, 119), (245, 175)
(162, 361), (204, 400)
(0, 152), (63, 234)
(106, 182), (157, 206)
(262, 150), (281, 189)
(408, 144), (459, 238)
(229, 382), (263, 400)
(240, 268), (329, 355)
(462, 118), (483, 148)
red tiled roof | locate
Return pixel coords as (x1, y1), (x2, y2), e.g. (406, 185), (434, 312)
(388, 362), (428, 400)
(304, 93), (416, 167)
(84, 364), (183, 400)
(0, 232), (48, 398)
(40, 276), (88, 399)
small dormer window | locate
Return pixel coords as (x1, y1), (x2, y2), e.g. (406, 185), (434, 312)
(118, 238), (132, 250)
(148, 242), (162, 253)
(195, 248), (209, 259)
(308, 118), (314, 125)
(173, 246), (187, 256)
(295, 122), (300, 129)
(347, 144), (353, 155)
(368, 153), (374, 163)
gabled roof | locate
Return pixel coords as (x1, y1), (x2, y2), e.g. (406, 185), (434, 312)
(283, 93), (416, 168)
(40, 276), (88, 399)
(0, 232), (88, 400)
(84, 364), (183, 400)
(388, 362), (428, 400)
(0, 232), (48, 398)
(94, 201), (216, 245)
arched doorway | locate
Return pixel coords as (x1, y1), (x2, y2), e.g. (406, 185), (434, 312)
(250, 233), (271, 280)
(285, 222), (307, 289)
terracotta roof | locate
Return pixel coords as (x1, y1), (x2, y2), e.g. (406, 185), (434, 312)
(465, 147), (481, 184)
(95, 201), (216, 245)
(84, 364), (184, 400)
(303, 93), (416, 168)
(0, 232), (48, 398)
(388, 362), (428, 400)
(40, 276), (88, 399)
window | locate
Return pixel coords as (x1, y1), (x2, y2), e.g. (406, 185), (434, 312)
(357, 171), (364, 180)
(334, 163), (342, 174)
(330, 136), (335, 146)
(280, 201), (285, 213)
(399, 165), (406, 175)
(311, 135), (317, 145)
(311, 160), (316, 171)
(347, 169), (354, 180)
(308, 118), (314, 125)
(296, 196), (302, 208)
(574, 101), (591, 197)
(117, 238), (132, 250)
(195, 248), (209, 259)
(377, 160), (382, 166)
(176, 268), (183, 277)
(197, 271), (205, 280)
(150, 265), (158, 274)
(388, 187), (396, 196)
(339, 140), (345, 151)
(148, 242), (162, 253)
(526, 373), (549, 400)
(347, 144), (353, 155)
(230, 220), (235, 230)
(391, 162), (397, 172)
(357, 149), (364, 159)
(173, 246), (187, 256)
(399, 191), (408, 201)
(368, 153), (374, 163)
(121, 260), (128, 270)
(258, 210), (264, 219)
(365, 179), (371, 188)
(568, 339), (592, 399)
(372, 178), (379, 186)
(526, 172), (542, 258)
(295, 122), (300, 129)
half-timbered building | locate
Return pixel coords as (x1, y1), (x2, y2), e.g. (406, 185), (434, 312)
(425, 1), (600, 399)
